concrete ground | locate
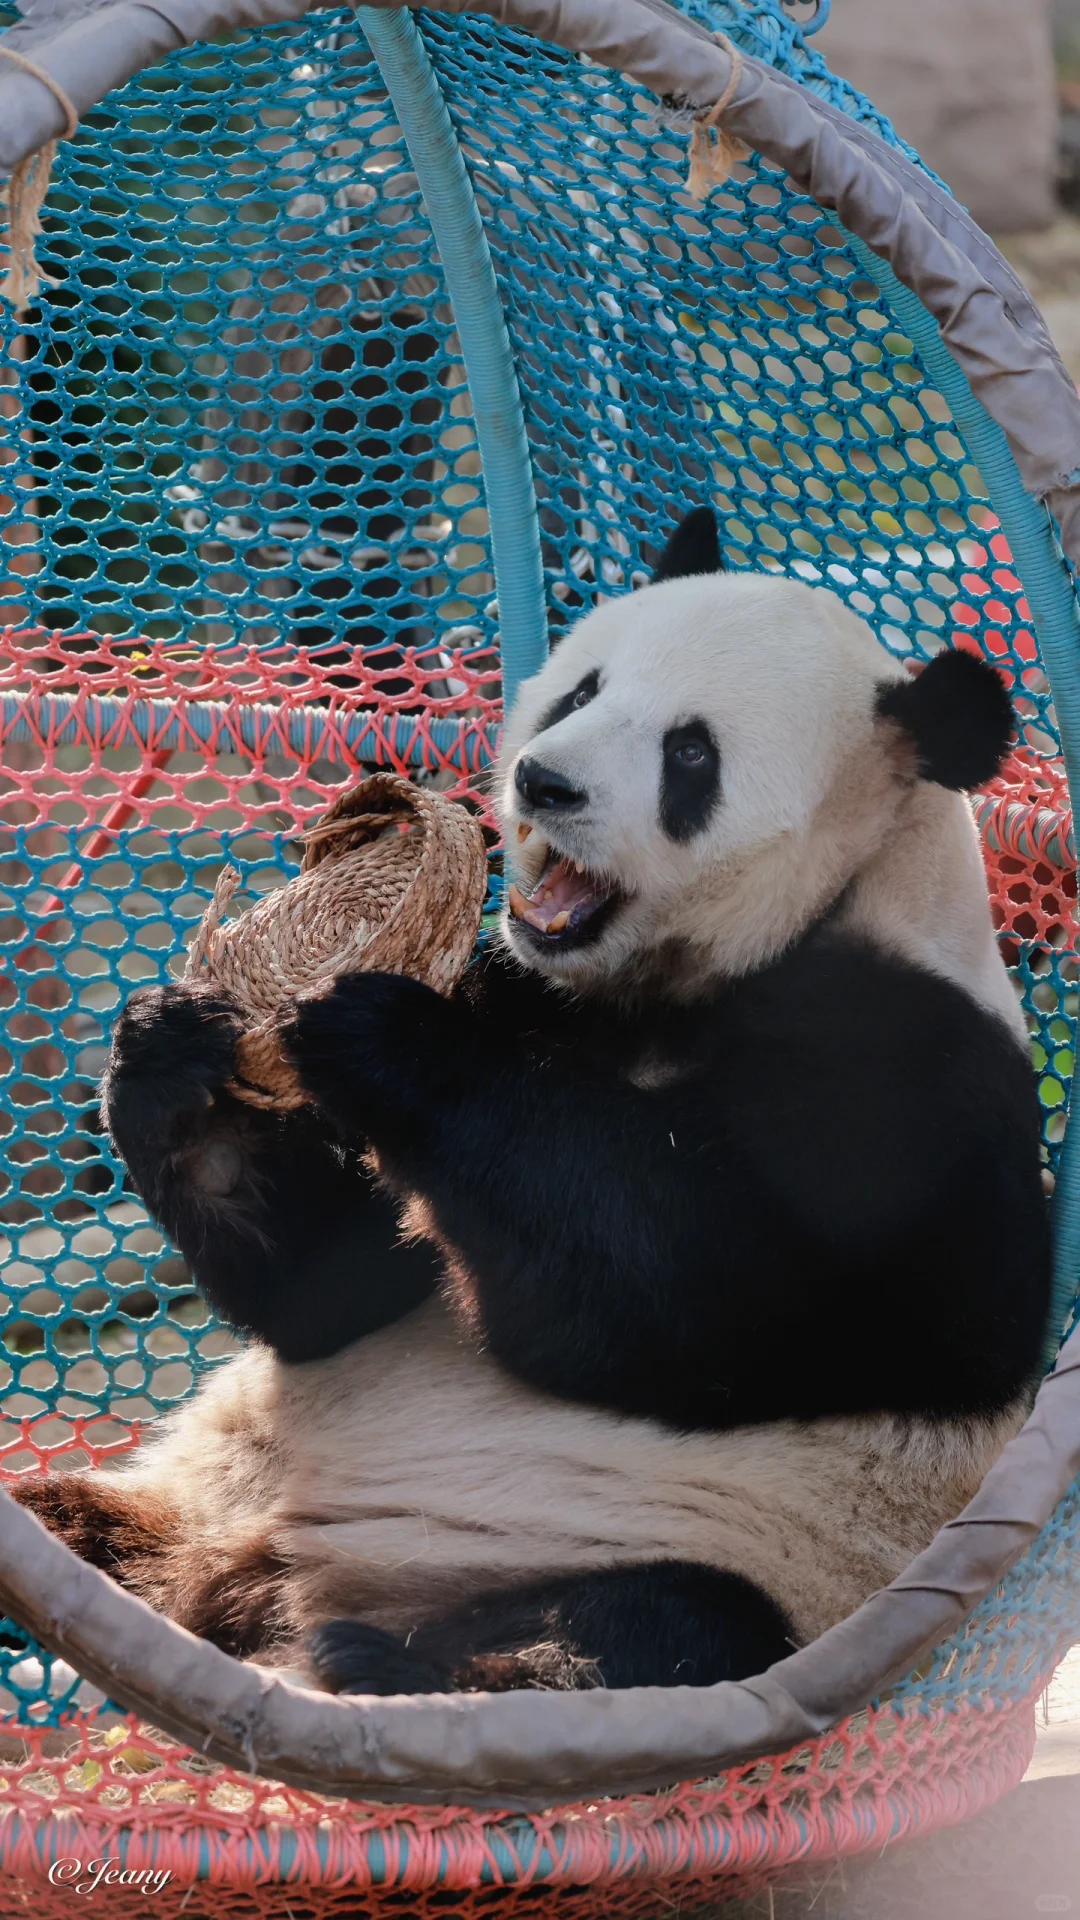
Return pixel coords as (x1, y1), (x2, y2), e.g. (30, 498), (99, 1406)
(700, 1776), (1080, 1918)
(1028, 1641), (1080, 1781)
(999, 214), (1080, 380)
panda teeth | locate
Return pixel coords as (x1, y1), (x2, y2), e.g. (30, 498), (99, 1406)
(516, 822), (532, 845)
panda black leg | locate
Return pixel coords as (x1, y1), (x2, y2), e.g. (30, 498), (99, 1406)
(308, 1621), (452, 1696)
(310, 1562), (795, 1696)
(496, 1561), (796, 1689)
(101, 983), (439, 1362)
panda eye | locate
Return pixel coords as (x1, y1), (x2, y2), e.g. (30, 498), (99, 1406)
(662, 720), (719, 840)
(535, 669), (600, 736)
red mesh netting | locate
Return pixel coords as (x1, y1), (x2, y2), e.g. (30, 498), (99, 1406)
(0, 1694), (1039, 1915)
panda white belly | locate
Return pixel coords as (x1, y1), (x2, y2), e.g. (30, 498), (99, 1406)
(120, 1294), (1023, 1651)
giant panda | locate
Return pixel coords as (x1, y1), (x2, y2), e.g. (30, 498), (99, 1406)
(12, 509), (1050, 1698)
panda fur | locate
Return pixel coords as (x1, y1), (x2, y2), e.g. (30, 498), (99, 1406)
(13, 510), (1049, 1697)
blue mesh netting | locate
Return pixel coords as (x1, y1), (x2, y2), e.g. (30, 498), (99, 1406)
(0, 16), (490, 652)
(0, 0), (1078, 1766)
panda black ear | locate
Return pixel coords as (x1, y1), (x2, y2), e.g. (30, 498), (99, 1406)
(875, 648), (1014, 790)
(651, 507), (724, 584)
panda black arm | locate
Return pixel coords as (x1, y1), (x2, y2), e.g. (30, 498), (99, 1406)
(101, 985), (439, 1363)
(455, 941), (582, 1033)
(285, 969), (720, 1417)
(727, 935), (1051, 1410)
(285, 945), (1050, 1428)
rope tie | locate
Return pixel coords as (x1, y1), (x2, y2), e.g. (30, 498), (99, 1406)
(0, 47), (78, 312)
(686, 33), (750, 199)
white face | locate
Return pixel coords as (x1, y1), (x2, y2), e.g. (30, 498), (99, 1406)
(496, 571), (908, 993)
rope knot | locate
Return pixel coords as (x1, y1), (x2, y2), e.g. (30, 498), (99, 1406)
(686, 33), (750, 200)
(0, 48), (78, 312)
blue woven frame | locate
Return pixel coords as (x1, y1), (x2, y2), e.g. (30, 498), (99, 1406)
(362, 6), (548, 708)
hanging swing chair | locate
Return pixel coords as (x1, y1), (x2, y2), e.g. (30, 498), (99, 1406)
(2, 0), (1080, 1912)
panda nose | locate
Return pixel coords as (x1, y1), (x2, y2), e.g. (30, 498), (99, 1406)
(514, 756), (587, 812)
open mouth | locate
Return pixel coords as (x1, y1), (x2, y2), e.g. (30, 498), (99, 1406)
(507, 845), (623, 950)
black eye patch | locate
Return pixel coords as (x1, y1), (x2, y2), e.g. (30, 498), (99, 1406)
(535, 668), (600, 737)
(661, 721), (720, 841)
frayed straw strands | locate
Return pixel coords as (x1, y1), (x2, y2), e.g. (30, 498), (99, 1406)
(185, 773), (487, 1109)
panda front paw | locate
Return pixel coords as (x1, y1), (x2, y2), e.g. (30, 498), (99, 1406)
(283, 971), (471, 1143)
(101, 984), (243, 1139)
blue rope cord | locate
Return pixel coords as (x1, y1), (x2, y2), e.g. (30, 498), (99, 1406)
(0, 690), (499, 772)
(849, 236), (1080, 1360)
(12, 1801), (748, 1889)
(359, 5), (549, 709)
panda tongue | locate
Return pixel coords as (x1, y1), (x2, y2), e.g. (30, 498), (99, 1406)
(519, 856), (598, 932)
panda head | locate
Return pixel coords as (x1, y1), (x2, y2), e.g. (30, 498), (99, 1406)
(497, 508), (1014, 995)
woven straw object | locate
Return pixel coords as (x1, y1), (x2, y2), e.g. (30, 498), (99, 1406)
(185, 773), (487, 1110)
